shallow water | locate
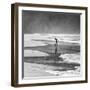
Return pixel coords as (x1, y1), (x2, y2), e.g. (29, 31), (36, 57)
(24, 34), (80, 78)
(24, 53), (80, 78)
(24, 34), (80, 47)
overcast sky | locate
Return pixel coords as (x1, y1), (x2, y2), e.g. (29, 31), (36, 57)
(22, 10), (80, 34)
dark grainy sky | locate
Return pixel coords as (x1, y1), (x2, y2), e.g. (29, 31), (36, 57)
(22, 10), (80, 34)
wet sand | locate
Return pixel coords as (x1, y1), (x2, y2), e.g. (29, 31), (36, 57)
(24, 34), (80, 78)
(24, 53), (80, 78)
(24, 62), (56, 77)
